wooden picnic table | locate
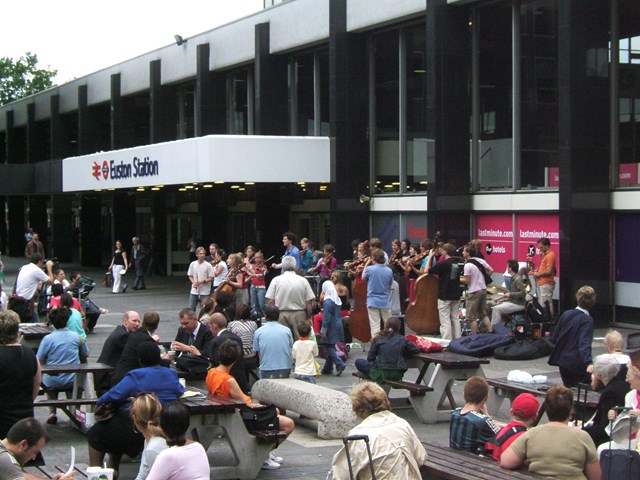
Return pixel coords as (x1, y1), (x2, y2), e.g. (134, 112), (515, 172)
(38, 363), (113, 433)
(422, 441), (556, 479)
(19, 323), (53, 351)
(24, 463), (90, 479)
(486, 371), (600, 426)
(181, 389), (286, 479)
(403, 351), (490, 423)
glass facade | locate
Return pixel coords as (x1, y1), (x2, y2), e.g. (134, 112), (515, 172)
(227, 70), (251, 135)
(616, 0), (640, 186)
(289, 50), (329, 136)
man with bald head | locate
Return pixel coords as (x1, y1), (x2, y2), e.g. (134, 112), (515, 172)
(96, 311), (141, 394)
(207, 313), (249, 393)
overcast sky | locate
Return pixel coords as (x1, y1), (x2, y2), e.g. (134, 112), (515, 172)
(1, 0), (264, 84)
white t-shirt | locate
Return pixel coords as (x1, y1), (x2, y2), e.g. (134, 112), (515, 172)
(292, 339), (319, 376)
(15, 263), (49, 299)
(213, 262), (228, 287)
(464, 258), (492, 294)
(187, 260), (215, 296)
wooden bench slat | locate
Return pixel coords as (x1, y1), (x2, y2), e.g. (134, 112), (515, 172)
(383, 379), (433, 396)
(35, 398), (98, 407)
(422, 441), (556, 480)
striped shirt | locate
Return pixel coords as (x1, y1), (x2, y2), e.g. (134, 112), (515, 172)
(228, 320), (258, 357)
(449, 407), (501, 454)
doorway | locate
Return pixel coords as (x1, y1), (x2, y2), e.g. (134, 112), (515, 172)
(167, 214), (198, 276)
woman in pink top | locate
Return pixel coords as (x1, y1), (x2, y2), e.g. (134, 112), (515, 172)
(146, 401), (209, 480)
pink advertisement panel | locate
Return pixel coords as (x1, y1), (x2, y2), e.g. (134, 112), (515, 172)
(516, 214), (560, 277)
(475, 215), (513, 272)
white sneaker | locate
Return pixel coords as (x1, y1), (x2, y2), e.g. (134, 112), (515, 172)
(262, 458), (281, 470)
(269, 451), (284, 464)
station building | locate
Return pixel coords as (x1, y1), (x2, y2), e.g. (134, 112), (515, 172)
(1, 0), (639, 324)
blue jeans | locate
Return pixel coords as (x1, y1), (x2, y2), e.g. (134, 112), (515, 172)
(260, 369), (291, 379)
(321, 344), (345, 374)
(294, 374), (317, 384)
(188, 293), (207, 310)
(250, 286), (266, 317)
(355, 358), (370, 376)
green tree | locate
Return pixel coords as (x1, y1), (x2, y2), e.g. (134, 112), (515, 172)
(0, 52), (57, 106)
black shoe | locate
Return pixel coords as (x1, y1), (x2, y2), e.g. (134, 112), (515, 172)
(336, 365), (346, 377)
(132, 286), (138, 290)
(138, 287), (146, 290)
(122, 284), (128, 293)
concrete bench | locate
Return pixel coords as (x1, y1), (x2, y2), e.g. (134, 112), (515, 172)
(251, 378), (359, 439)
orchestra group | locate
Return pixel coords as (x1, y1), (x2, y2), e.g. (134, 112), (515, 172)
(192, 231), (553, 343)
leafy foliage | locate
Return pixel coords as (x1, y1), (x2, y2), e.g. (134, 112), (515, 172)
(0, 52), (57, 105)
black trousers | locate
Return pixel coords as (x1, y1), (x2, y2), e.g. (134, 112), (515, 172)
(559, 366), (591, 388)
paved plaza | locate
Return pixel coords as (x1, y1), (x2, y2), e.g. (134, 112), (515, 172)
(1, 256), (629, 479)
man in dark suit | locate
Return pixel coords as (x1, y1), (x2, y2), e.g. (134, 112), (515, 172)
(95, 311), (141, 394)
(170, 308), (213, 358)
(131, 236), (148, 290)
(208, 312), (249, 393)
(111, 311), (161, 387)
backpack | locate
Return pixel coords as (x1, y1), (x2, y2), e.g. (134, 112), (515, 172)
(525, 298), (548, 323)
(484, 424), (527, 460)
(468, 259), (493, 285)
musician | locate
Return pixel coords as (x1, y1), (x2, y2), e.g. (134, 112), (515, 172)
(212, 250), (228, 289)
(424, 243), (462, 340)
(369, 238), (389, 264)
(389, 239), (409, 313)
(460, 244), (494, 335)
(205, 243), (218, 264)
(271, 231), (301, 274)
(247, 251), (268, 318)
(345, 242), (370, 284)
(299, 238), (314, 274)
(490, 260), (527, 328)
(309, 244), (337, 281)
(187, 247), (215, 310)
(224, 253), (249, 308)
(400, 243), (423, 304)
(363, 250), (394, 338)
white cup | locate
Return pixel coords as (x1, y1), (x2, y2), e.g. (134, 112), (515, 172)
(167, 350), (176, 362)
(86, 467), (114, 480)
(179, 377), (186, 388)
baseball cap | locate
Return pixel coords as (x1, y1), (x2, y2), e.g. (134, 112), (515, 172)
(511, 393), (539, 420)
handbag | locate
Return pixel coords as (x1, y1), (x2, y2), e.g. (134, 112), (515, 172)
(8, 295), (34, 322)
(175, 353), (210, 378)
(93, 402), (118, 422)
(240, 404), (279, 432)
(406, 334), (444, 353)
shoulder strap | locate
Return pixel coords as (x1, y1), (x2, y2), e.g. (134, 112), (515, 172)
(494, 424), (527, 446)
(12, 267), (22, 295)
(468, 259), (485, 273)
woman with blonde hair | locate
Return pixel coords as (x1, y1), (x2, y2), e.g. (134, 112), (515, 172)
(331, 382), (427, 479)
(130, 393), (167, 480)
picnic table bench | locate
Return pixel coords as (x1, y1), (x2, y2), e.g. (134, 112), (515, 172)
(181, 390), (287, 479)
(36, 363), (113, 432)
(401, 351), (490, 423)
(19, 323), (53, 351)
(421, 441), (557, 479)
(486, 372), (600, 425)
(24, 463), (89, 478)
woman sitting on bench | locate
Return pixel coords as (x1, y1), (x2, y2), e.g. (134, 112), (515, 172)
(354, 317), (419, 384)
(206, 339), (294, 470)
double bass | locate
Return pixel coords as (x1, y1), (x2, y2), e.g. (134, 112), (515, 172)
(404, 251), (440, 334)
(348, 279), (371, 343)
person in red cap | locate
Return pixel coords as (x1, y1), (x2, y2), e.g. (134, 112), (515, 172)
(485, 393), (539, 461)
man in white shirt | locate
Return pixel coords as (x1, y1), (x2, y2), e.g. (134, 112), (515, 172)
(460, 244), (493, 335)
(265, 256), (315, 340)
(187, 247), (214, 310)
(10, 254), (54, 322)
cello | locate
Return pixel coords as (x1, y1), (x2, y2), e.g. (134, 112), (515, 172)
(404, 252), (440, 334)
(348, 279), (371, 343)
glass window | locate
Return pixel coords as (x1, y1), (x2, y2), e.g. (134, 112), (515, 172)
(227, 70), (249, 135)
(406, 26), (428, 193)
(373, 31), (400, 194)
(476, 3), (513, 189)
(177, 85), (195, 139)
(319, 51), (330, 136)
(291, 53), (315, 135)
(617, 1), (640, 186)
(520, 0), (558, 188)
